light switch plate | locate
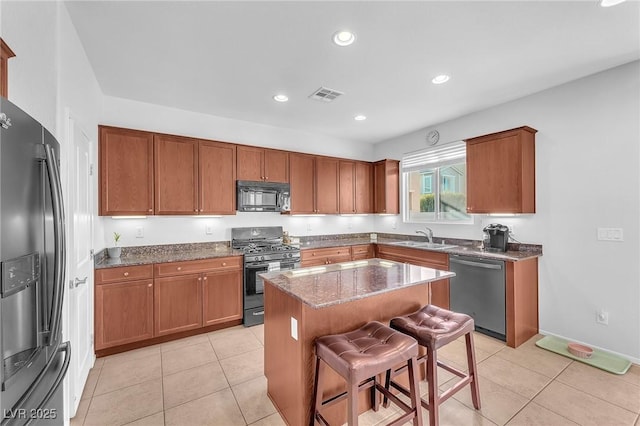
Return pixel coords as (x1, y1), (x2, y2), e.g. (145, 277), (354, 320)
(205, 224), (213, 235)
(597, 227), (624, 241)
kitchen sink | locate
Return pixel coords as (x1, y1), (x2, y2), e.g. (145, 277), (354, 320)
(389, 241), (457, 250)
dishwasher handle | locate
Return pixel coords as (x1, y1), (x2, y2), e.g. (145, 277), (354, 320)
(450, 257), (503, 270)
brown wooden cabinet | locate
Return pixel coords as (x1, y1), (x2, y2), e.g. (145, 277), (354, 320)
(153, 257), (242, 336)
(289, 153), (316, 214)
(339, 161), (373, 214)
(94, 265), (154, 350)
(315, 157), (339, 214)
(376, 244), (450, 309)
(338, 161), (356, 214)
(374, 159), (400, 214)
(301, 247), (352, 267)
(1, 38), (16, 98)
(355, 162), (374, 213)
(289, 154), (340, 214)
(237, 146), (289, 183)
(203, 269), (243, 326)
(154, 274), (203, 336)
(351, 244), (374, 260)
(199, 140), (237, 214)
(154, 134), (199, 215)
(99, 126), (154, 216)
(466, 126), (537, 214)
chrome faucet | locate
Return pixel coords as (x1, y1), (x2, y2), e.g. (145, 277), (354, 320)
(416, 227), (434, 243)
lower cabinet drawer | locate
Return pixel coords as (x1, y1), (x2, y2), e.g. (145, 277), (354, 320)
(96, 264), (153, 284)
(154, 256), (242, 277)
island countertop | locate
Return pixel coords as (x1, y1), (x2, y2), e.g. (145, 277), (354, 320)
(260, 258), (455, 309)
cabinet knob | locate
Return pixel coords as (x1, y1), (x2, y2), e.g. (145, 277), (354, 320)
(194, 209), (198, 212)
(148, 209), (152, 213)
(148, 283), (152, 287)
(312, 253), (316, 256)
(200, 209), (203, 212)
(177, 267), (182, 271)
(198, 277), (202, 281)
(222, 262), (227, 266)
(203, 277), (208, 281)
(265, 176), (268, 180)
(123, 272), (129, 277)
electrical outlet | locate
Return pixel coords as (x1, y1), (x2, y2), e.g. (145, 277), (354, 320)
(391, 220), (397, 229)
(135, 227), (144, 238)
(507, 225), (515, 235)
(205, 224), (213, 235)
(307, 222), (312, 231)
(290, 317), (298, 340)
(596, 309), (609, 325)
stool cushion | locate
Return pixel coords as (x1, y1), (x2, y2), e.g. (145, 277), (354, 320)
(390, 305), (474, 350)
(315, 321), (418, 383)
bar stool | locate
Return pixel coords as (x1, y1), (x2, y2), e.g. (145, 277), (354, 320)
(311, 321), (423, 426)
(388, 305), (481, 426)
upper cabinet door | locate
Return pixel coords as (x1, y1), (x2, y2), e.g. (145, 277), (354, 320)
(289, 153), (315, 214)
(236, 146), (264, 181)
(339, 161), (356, 214)
(199, 141), (237, 214)
(263, 149), (289, 183)
(374, 159), (399, 214)
(466, 126), (536, 214)
(355, 162), (373, 213)
(154, 134), (199, 215)
(99, 126), (154, 216)
(315, 157), (339, 214)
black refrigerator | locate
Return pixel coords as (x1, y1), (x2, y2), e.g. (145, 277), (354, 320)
(0, 97), (70, 425)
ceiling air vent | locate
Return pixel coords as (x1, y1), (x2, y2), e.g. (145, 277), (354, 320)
(308, 87), (344, 103)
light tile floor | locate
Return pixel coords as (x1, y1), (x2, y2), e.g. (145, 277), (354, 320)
(71, 325), (640, 426)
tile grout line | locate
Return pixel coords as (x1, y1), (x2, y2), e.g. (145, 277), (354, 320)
(502, 360), (577, 425)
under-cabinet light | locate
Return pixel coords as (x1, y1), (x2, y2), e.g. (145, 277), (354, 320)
(111, 216), (147, 219)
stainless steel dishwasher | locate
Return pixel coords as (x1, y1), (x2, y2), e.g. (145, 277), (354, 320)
(449, 255), (506, 341)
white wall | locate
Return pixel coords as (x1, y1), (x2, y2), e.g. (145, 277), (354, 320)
(374, 61), (640, 362)
(102, 213), (374, 247)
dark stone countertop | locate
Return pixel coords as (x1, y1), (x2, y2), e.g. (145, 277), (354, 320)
(295, 233), (542, 262)
(94, 242), (243, 269)
(260, 258), (455, 309)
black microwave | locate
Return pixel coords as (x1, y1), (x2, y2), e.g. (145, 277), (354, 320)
(236, 180), (291, 212)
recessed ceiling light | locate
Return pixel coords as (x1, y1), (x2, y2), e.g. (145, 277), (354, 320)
(431, 74), (450, 85)
(333, 30), (356, 46)
(354, 115), (367, 121)
(273, 94), (289, 103)
(600, 0), (626, 6)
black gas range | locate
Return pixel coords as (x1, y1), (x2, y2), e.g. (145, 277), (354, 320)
(231, 227), (300, 326)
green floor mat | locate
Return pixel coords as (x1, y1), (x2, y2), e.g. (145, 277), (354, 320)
(535, 335), (632, 375)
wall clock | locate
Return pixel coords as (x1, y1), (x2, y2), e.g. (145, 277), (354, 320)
(426, 130), (440, 145)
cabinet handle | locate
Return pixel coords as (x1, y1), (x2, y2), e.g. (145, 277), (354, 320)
(123, 272), (129, 277)
(177, 267), (182, 271)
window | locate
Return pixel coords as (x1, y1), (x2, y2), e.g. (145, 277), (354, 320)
(402, 142), (471, 223)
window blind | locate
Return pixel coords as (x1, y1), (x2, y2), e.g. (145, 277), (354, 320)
(401, 141), (466, 173)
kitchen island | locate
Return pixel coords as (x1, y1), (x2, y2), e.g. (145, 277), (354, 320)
(261, 258), (455, 426)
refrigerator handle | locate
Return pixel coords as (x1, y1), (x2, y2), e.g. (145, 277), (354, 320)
(44, 144), (66, 344)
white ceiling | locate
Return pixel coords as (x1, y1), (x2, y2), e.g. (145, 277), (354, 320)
(65, 1), (640, 145)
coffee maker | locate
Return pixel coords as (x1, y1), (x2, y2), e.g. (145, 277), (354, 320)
(483, 223), (510, 252)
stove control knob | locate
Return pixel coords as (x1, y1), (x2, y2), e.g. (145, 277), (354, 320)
(260, 256), (265, 261)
